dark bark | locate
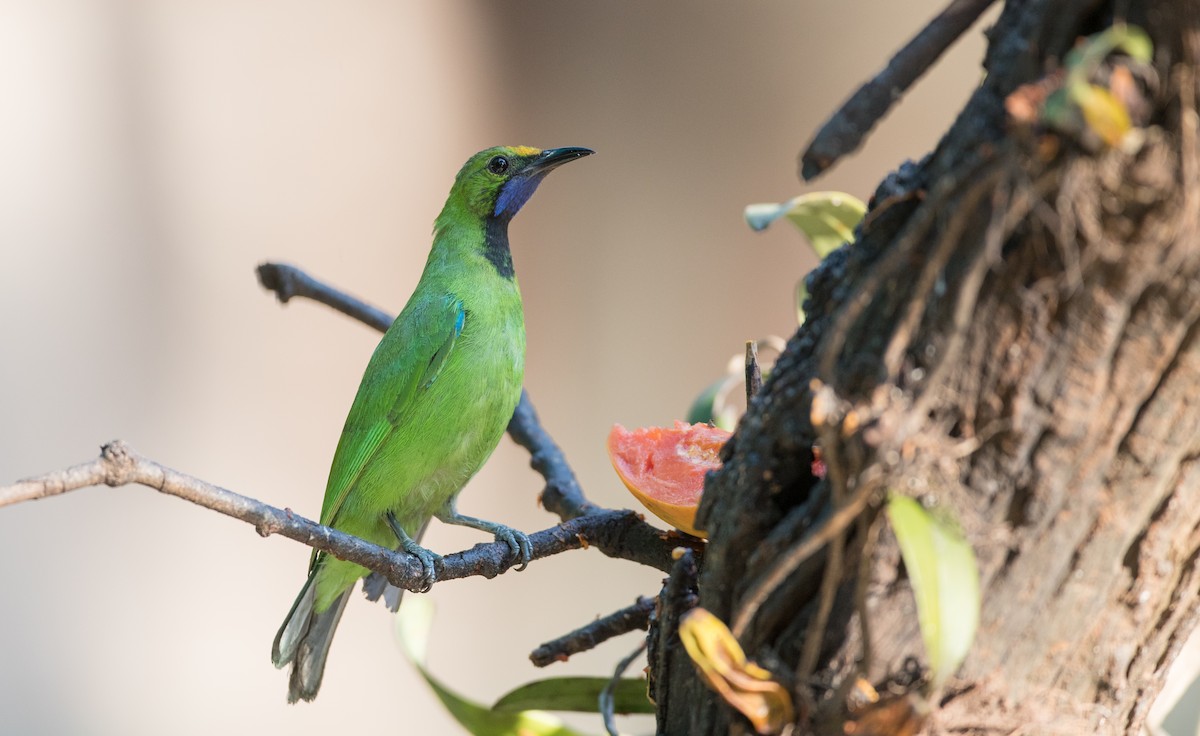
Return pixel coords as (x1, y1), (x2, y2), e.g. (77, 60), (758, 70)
(530, 596), (656, 667)
(650, 1), (1200, 734)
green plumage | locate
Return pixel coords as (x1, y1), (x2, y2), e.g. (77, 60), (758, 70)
(271, 145), (592, 703)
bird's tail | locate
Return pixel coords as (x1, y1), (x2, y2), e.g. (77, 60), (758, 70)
(362, 568), (405, 611)
(271, 571), (350, 703)
(362, 519), (430, 612)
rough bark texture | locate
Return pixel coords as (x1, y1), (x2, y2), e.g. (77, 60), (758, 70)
(650, 1), (1200, 734)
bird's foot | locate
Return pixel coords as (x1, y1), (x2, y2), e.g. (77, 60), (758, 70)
(401, 537), (442, 593)
(491, 524), (533, 572)
(387, 511), (441, 592)
(435, 506), (532, 571)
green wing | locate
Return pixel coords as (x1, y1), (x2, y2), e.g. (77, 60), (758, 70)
(317, 294), (466, 533)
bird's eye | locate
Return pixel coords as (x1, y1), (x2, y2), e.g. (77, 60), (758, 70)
(487, 156), (509, 175)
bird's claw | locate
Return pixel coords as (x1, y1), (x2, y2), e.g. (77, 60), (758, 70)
(432, 506), (532, 573)
(495, 526), (532, 572)
(405, 542), (441, 593)
(387, 510), (441, 592)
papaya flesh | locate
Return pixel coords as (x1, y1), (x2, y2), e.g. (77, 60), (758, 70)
(607, 421), (732, 538)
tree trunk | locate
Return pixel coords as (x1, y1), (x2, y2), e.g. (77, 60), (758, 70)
(650, 1), (1200, 733)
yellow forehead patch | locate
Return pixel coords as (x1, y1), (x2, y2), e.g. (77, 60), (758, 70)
(511, 146), (540, 157)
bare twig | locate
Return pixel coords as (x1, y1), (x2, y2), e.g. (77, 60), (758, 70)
(256, 262), (393, 332)
(800, 0), (996, 180)
(797, 512), (846, 682)
(0, 440), (653, 590)
(531, 596), (656, 667)
(745, 340), (762, 404)
(507, 388), (596, 520)
(601, 639), (649, 736)
(854, 510), (883, 678)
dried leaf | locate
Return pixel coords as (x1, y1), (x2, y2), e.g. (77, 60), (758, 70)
(679, 608), (794, 734)
(1005, 73), (1061, 125)
(843, 694), (929, 736)
(845, 677), (879, 715)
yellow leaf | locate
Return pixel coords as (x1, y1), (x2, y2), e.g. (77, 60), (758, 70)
(679, 608), (794, 734)
(744, 191), (866, 258)
(1070, 83), (1131, 147)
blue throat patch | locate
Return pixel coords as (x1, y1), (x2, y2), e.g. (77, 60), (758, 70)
(493, 174), (548, 219)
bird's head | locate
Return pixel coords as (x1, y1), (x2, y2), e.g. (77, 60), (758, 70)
(448, 145), (594, 222)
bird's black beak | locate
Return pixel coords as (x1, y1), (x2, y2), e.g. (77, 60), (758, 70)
(524, 147), (594, 176)
(491, 146), (593, 220)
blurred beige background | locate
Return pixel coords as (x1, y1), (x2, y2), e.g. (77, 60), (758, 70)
(13, 2), (1185, 735)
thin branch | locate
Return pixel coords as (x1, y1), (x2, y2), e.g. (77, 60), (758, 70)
(511, 391), (698, 571)
(0, 440), (653, 589)
(602, 638), (649, 736)
(797, 518), (846, 683)
(745, 340), (762, 404)
(507, 388), (596, 520)
(853, 510), (883, 678)
(799, 0), (996, 180)
(530, 596), (656, 667)
(256, 262), (393, 332)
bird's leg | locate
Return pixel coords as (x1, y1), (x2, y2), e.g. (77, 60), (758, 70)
(386, 511), (440, 592)
(434, 499), (532, 571)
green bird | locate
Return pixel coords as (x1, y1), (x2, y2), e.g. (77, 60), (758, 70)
(271, 145), (593, 702)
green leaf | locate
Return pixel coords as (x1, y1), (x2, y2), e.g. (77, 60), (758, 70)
(885, 494), (980, 690)
(1039, 87), (1079, 132)
(744, 192), (866, 258)
(686, 375), (740, 431)
(494, 677), (654, 715)
(1108, 24), (1152, 63)
(1057, 25), (1151, 148)
(396, 597), (590, 736)
(686, 337), (785, 428)
(1065, 24), (1152, 81)
(1063, 24), (1152, 102)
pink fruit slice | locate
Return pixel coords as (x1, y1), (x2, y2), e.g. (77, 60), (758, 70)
(607, 421), (732, 538)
